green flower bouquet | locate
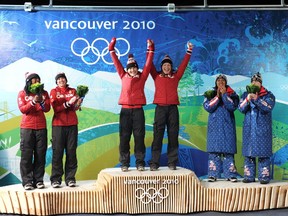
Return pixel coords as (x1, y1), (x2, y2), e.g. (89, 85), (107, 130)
(29, 83), (44, 95)
(29, 83), (45, 109)
(76, 85), (89, 111)
(77, 85), (89, 98)
(204, 90), (217, 100)
(246, 84), (260, 94)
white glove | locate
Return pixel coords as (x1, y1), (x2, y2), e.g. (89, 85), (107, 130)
(68, 96), (77, 105)
(147, 39), (154, 51)
(187, 41), (194, 51)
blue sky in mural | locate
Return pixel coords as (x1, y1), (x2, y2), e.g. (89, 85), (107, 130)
(0, 10), (287, 76)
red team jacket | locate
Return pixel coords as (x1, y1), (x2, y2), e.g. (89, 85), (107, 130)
(110, 51), (154, 107)
(150, 52), (191, 105)
(50, 86), (80, 126)
(17, 90), (50, 129)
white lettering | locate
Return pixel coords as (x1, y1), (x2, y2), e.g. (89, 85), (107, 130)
(70, 20), (77, 29)
(44, 20), (52, 28)
(124, 179), (161, 185)
(123, 178), (179, 185)
(44, 20), (118, 30)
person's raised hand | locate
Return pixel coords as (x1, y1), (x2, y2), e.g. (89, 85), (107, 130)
(219, 86), (226, 94)
(147, 39), (154, 52)
(250, 93), (258, 101)
(187, 41), (194, 51)
(109, 37), (117, 51)
(217, 88), (221, 98)
(246, 93), (252, 102)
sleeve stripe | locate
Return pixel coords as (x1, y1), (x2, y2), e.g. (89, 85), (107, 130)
(209, 97), (219, 106)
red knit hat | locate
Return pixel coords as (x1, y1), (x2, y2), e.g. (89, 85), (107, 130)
(126, 54), (138, 70)
(161, 55), (173, 67)
(24, 72), (40, 95)
(25, 72), (40, 83)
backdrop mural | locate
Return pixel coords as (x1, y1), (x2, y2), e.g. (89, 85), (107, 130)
(0, 10), (288, 186)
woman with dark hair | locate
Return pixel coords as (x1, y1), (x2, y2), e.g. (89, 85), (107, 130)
(17, 72), (50, 190)
(50, 72), (82, 188)
(238, 72), (275, 184)
(149, 41), (193, 171)
(203, 74), (239, 182)
(109, 38), (154, 172)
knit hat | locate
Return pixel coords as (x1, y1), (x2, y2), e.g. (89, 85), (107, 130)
(215, 74), (227, 85)
(55, 72), (67, 84)
(161, 55), (173, 67)
(24, 72), (40, 95)
(126, 54), (138, 70)
(251, 72), (262, 84)
(25, 72), (40, 83)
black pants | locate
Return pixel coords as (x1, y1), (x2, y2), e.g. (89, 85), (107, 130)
(119, 107), (146, 167)
(20, 128), (47, 186)
(50, 125), (78, 185)
(150, 105), (179, 168)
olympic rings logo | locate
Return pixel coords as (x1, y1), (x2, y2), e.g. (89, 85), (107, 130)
(135, 187), (169, 204)
(71, 37), (130, 65)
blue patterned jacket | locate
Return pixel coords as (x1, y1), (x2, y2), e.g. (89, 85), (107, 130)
(238, 86), (275, 157)
(203, 86), (239, 154)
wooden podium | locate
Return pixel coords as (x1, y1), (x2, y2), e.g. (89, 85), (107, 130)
(0, 167), (288, 215)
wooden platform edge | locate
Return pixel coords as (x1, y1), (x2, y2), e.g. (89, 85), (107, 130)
(0, 167), (287, 215)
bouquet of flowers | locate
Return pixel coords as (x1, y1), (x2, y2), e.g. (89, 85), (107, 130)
(76, 85), (89, 111)
(29, 83), (44, 95)
(203, 90), (217, 100)
(29, 83), (45, 109)
(77, 85), (89, 98)
(246, 84), (260, 94)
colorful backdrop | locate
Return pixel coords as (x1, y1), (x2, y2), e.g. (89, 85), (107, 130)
(0, 10), (288, 186)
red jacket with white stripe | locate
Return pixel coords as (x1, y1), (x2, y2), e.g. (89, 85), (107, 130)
(150, 52), (191, 105)
(50, 86), (79, 126)
(110, 50), (154, 107)
(17, 90), (50, 129)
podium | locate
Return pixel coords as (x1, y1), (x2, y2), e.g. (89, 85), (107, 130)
(0, 167), (288, 215)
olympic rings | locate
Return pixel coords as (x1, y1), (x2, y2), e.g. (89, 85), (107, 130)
(135, 187), (169, 204)
(71, 37), (130, 65)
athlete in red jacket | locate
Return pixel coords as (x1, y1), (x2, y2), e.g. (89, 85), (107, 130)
(109, 37), (154, 172)
(50, 72), (82, 188)
(149, 41), (193, 171)
(18, 72), (50, 190)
